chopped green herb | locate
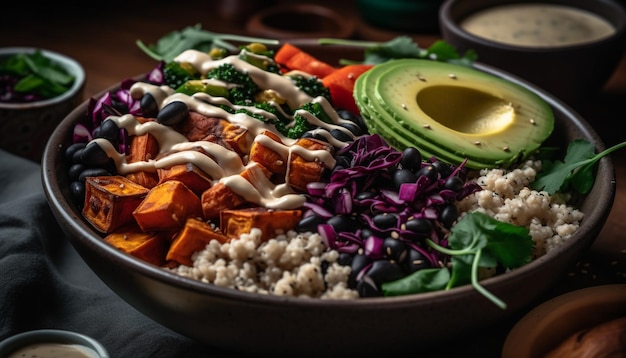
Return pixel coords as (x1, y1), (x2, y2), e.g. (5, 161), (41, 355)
(136, 24), (279, 62)
(317, 35), (478, 66)
(532, 138), (626, 195)
(382, 212), (533, 309)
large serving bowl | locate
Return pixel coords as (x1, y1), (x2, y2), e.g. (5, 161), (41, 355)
(41, 44), (615, 357)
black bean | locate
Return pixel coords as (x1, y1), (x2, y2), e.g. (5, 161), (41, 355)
(69, 181), (85, 200)
(372, 213), (398, 229)
(97, 119), (120, 144)
(334, 155), (351, 170)
(295, 214), (325, 233)
(78, 168), (111, 183)
(337, 252), (353, 266)
(68, 163), (86, 181)
(383, 237), (407, 261)
(405, 217), (433, 235)
(327, 215), (357, 233)
(416, 164), (438, 182)
(360, 227), (375, 240)
(156, 100), (189, 126)
(440, 204), (459, 228)
(340, 122), (363, 136)
(400, 147), (422, 171)
(140, 93), (159, 118)
(404, 248), (430, 273)
(330, 128), (353, 142)
(65, 142), (87, 162)
(432, 160), (453, 178)
(392, 168), (417, 189)
(354, 191), (376, 201)
(81, 142), (112, 167)
(349, 253), (371, 287)
(71, 147), (85, 164)
(356, 276), (381, 297)
(444, 176), (464, 192)
(365, 259), (404, 286)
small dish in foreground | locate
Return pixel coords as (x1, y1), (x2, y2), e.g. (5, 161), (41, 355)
(502, 284), (626, 358)
(0, 329), (110, 358)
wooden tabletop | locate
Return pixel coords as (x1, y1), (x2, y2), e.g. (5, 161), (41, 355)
(2, 0), (625, 355)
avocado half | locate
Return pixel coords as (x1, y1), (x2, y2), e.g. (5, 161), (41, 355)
(354, 59), (555, 169)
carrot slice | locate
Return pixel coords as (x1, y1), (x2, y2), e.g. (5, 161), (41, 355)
(322, 64), (374, 114)
(274, 43), (337, 78)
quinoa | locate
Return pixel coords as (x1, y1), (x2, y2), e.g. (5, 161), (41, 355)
(456, 160), (584, 258)
(172, 159), (584, 298)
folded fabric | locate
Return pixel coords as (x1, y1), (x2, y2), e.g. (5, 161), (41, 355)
(0, 149), (237, 357)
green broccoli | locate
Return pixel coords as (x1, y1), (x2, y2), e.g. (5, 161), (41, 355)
(163, 61), (200, 89)
(283, 102), (332, 139)
(206, 63), (258, 105)
(289, 74), (331, 102)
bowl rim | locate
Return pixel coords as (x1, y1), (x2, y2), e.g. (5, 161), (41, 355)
(439, 0), (626, 52)
(0, 329), (110, 358)
(41, 53), (616, 309)
(0, 47), (86, 109)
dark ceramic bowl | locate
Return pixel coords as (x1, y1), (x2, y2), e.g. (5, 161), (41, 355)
(0, 329), (109, 358)
(41, 44), (615, 357)
(439, 0), (626, 104)
(0, 47), (85, 162)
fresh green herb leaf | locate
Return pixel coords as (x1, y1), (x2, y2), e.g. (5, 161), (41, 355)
(532, 139), (626, 195)
(426, 212), (533, 309)
(382, 268), (450, 296)
(136, 24), (279, 62)
(317, 35), (477, 66)
(0, 50), (75, 100)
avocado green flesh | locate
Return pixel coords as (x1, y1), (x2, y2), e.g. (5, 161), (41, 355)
(354, 62), (469, 166)
(354, 59), (555, 169)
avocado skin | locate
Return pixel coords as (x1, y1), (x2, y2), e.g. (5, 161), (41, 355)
(354, 59), (555, 169)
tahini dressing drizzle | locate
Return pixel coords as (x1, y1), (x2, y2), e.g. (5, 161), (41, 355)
(90, 49), (356, 210)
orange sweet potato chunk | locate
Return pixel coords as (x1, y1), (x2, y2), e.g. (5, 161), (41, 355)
(125, 132), (160, 188)
(249, 131), (287, 176)
(104, 225), (170, 266)
(157, 162), (213, 195)
(200, 182), (247, 220)
(82, 175), (150, 234)
(166, 217), (229, 266)
(220, 207), (302, 241)
(286, 137), (333, 191)
(133, 180), (203, 232)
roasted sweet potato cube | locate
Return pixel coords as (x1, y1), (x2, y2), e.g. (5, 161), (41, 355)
(174, 112), (231, 148)
(166, 217), (230, 266)
(82, 175), (150, 234)
(220, 207), (302, 241)
(133, 180), (203, 232)
(286, 137), (334, 191)
(104, 225), (170, 266)
(126, 171), (159, 189)
(249, 131), (287, 175)
(222, 122), (251, 156)
(127, 132), (159, 163)
(200, 182), (247, 220)
(157, 162), (213, 195)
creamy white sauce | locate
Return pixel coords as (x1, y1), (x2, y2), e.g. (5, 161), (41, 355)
(460, 3), (615, 47)
(89, 49), (358, 210)
(7, 343), (100, 358)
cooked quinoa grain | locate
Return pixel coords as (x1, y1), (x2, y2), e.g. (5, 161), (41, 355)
(172, 160), (584, 298)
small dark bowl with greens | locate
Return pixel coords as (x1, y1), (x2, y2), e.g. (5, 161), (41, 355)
(0, 47), (85, 162)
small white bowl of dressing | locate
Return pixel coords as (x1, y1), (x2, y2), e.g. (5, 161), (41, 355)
(0, 329), (110, 358)
(439, 0), (626, 104)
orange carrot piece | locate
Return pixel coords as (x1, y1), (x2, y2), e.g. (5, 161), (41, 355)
(274, 43), (337, 78)
(322, 64), (374, 115)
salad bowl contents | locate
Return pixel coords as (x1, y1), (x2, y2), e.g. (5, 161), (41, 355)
(42, 28), (616, 357)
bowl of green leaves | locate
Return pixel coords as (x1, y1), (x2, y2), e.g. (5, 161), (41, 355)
(0, 47), (85, 162)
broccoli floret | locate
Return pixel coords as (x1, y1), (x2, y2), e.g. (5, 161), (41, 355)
(283, 102), (332, 139)
(163, 61), (200, 89)
(235, 102), (283, 123)
(206, 63), (258, 105)
(289, 75), (331, 102)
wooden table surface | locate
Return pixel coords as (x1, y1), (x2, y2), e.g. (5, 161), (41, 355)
(2, 0), (625, 356)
